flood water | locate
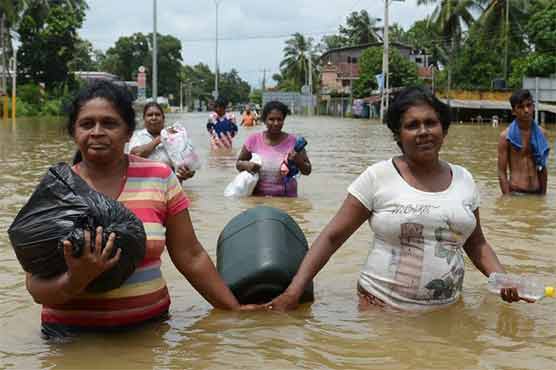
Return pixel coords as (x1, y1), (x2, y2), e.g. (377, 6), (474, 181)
(1, 113), (555, 370)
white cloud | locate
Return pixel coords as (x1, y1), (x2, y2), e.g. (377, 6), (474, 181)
(80, 0), (435, 88)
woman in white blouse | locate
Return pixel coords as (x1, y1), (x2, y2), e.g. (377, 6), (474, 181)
(129, 102), (195, 182)
(265, 86), (524, 311)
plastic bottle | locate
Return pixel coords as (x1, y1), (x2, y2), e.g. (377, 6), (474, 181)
(488, 272), (555, 301)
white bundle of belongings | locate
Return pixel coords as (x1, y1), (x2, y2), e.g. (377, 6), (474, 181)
(161, 123), (202, 171)
(224, 154), (262, 198)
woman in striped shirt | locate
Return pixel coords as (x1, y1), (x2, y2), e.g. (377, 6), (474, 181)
(25, 81), (242, 338)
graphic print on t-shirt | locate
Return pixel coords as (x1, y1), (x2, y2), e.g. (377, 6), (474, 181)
(425, 218), (465, 300)
(394, 222), (425, 299)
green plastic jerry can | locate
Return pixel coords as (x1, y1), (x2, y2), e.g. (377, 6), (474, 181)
(217, 206), (314, 304)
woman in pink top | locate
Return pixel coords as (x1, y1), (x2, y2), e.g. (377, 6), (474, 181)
(236, 101), (311, 197)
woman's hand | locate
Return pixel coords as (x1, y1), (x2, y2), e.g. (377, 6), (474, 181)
(287, 149), (311, 175)
(500, 287), (535, 303)
(288, 151), (302, 166)
(245, 161), (261, 174)
(264, 291), (301, 312)
(62, 227), (121, 295)
(176, 166), (195, 182)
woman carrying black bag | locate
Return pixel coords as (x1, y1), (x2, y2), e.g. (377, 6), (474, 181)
(22, 81), (249, 338)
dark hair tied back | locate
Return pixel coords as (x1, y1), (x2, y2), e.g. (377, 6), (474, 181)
(143, 101), (165, 118)
(261, 101), (291, 122)
(385, 86), (451, 146)
(66, 80), (136, 138)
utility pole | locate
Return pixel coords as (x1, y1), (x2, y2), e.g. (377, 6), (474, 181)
(261, 68), (266, 91)
(1, 13), (7, 121)
(379, 0), (404, 123)
(379, 0), (390, 123)
(308, 56), (313, 116)
(179, 80), (183, 112)
(214, 0), (221, 99)
(503, 0), (509, 82)
(10, 44), (16, 120)
(152, 0), (158, 100)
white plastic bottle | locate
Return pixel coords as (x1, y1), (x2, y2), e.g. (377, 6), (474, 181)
(488, 272), (555, 301)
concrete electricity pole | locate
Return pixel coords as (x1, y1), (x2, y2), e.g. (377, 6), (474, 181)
(379, 0), (404, 123)
(1, 13), (8, 121)
(214, 0), (222, 99)
(503, 0), (509, 82)
(152, 0), (158, 100)
(308, 55), (313, 116)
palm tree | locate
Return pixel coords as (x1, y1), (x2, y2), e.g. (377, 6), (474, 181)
(339, 10), (381, 46)
(279, 33), (319, 92)
(478, 0), (530, 80)
(417, 0), (482, 98)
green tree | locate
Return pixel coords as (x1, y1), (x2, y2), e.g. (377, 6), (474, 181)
(218, 69), (251, 104)
(339, 10), (380, 46)
(404, 19), (444, 66)
(101, 33), (150, 80)
(526, 0), (555, 52)
(181, 63), (215, 107)
(68, 38), (98, 71)
(271, 72), (299, 92)
(317, 9), (382, 52)
(478, 0), (530, 79)
(152, 33), (183, 102)
(317, 34), (346, 53)
(16, 1), (87, 91)
(508, 0), (556, 87)
(418, 0), (482, 94)
(389, 23), (408, 44)
(279, 33), (319, 92)
(352, 47), (420, 98)
(249, 89), (262, 105)
(450, 25), (503, 88)
(102, 32), (183, 101)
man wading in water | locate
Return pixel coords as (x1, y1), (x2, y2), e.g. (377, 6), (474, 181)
(497, 89), (549, 195)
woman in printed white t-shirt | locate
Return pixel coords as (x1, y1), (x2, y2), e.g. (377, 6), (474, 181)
(265, 86), (524, 312)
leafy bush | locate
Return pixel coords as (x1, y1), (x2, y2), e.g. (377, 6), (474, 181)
(18, 84), (43, 106)
(40, 99), (63, 116)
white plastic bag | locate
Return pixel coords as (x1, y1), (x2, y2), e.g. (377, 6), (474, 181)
(161, 124), (202, 171)
(224, 154), (262, 198)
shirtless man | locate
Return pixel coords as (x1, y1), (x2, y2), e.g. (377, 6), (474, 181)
(497, 89), (548, 195)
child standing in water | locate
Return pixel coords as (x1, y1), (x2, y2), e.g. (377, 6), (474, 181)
(497, 89), (549, 195)
(207, 97), (238, 150)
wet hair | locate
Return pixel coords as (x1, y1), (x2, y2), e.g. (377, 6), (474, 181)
(386, 86), (451, 146)
(66, 80), (136, 137)
(509, 89), (533, 109)
(215, 96), (228, 109)
(261, 101), (290, 122)
(143, 101), (165, 119)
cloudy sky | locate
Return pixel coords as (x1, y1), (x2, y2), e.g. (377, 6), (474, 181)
(80, 0), (435, 88)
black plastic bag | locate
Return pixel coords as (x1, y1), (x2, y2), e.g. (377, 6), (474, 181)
(8, 163), (146, 293)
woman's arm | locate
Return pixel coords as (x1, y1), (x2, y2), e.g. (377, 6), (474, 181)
(463, 209), (523, 303)
(463, 209), (505, 276)
(165, 209), (240, 310)
(267, 194), (371, 311)
(236, 145), (260, 173)
(26, 228), (120, 305)
(130, 136), (161, 158)
(290, 149), (311, 175)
